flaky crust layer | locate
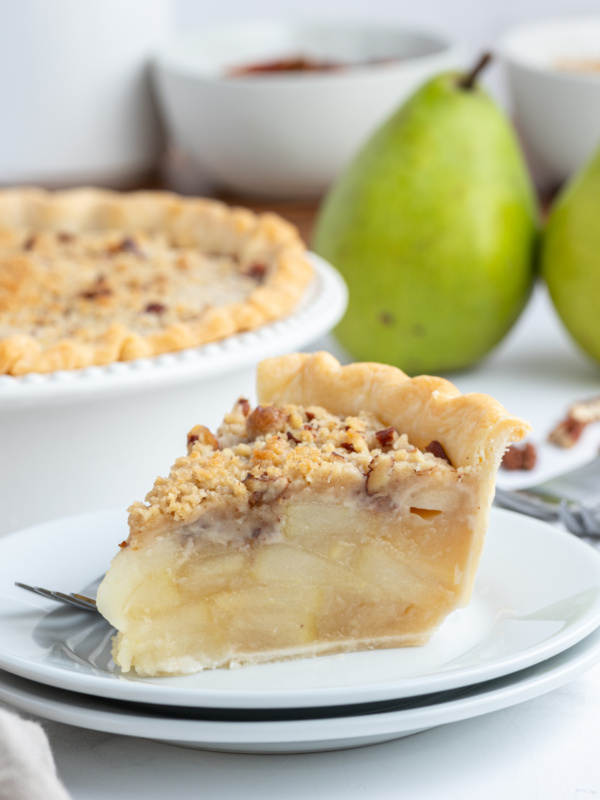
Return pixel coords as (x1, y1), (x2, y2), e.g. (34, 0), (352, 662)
(257, 352), (531, 470)
(0, 188), (313, 375)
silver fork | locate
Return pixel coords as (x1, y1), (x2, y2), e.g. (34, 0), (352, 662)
(494, 454), (600, 538)
(494, 489), (600, 537)
(14, 582), (98, 612)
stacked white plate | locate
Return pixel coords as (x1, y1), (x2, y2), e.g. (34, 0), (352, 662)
(1, 507), (600, 753)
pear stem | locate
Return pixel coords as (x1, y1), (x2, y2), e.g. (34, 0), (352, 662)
(459, 52), (493, 90)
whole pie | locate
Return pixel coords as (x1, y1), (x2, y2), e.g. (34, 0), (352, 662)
(0, 188), (313, 375)
(96, 352), (530, 677)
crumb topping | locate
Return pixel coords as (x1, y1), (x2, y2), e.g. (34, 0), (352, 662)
(548, 395), (600, 448)
(0, 229), (270, 344)
(128, 398), (457, 541)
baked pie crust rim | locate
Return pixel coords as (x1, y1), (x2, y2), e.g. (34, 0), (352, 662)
(0, 187), (314, 376)
(0, 256), (347, 414)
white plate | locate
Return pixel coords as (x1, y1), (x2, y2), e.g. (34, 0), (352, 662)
(0, 253), (347, 411)
(2, 508), (600, 709)
(1, 626), (600, 754)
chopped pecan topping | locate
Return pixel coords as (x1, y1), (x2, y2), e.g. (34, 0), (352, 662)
(238, 398), (251, 417)
(375, 427), (398, 449)
(549, 396), (600, 448)
(425, 440), (452, 465)
(144, 302), (167, 315)
(339, 442), (356, 452)
(501, 442), (537, 471)
(112, 236), (145, 258)
(187, 425), (220, 453)
(548, 417), (587, 448)
(286, 431), (301, 444)
(80, 276), (113, 300)
(243, 473), (288, 505)
(366, 454), (394, 494)
(244, 262), (268, 282)
(305, 411), (316, 421)
(118, 540), (129, 548)
(23, 235), (37, 251)
(57, 231), (74, 243)
(247, 405), (288, 438)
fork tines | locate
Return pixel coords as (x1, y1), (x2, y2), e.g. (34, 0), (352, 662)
(14, 582), (97, 612)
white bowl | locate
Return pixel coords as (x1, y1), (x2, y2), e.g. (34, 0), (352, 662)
(153, 20), (461, 199)
(0, 255), (347, 538)
(500, 17), (600, 189)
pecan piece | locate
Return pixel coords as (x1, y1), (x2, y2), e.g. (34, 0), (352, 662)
(238, 398), (251, 417)
(339, 442), (356, 453)
(186, 425), (220, 453)
(111, 236), (145, 258)
(286, 430), (301, 445)
(243, 473), (288, 505)
(80, 276), (113, 300)
(548, 396), (600, 448)
(247, 405), (288, 438)
(570, 396), (600, 424)
(501, 442), (537, 471)
(144, 302), (167, 315)
(366, 454), (394, 495)
(375, 427), (398, 450)
(425, 440), (452, 465)
(243, 262), (268, 282)
(548, 417), (586, 448)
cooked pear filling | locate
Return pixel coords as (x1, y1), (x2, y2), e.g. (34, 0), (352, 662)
(96, 353), (529, 676)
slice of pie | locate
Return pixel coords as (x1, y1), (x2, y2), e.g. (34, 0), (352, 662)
(0, 188), (312, 375)
(96, 352), (530, 676)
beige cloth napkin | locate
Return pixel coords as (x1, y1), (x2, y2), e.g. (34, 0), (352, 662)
(0, 708), (70, 800)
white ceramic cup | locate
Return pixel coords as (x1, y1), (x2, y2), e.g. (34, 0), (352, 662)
(154, 20), (462, 199)
(0, 0), (172, 187)
(500, 17), (600, 189)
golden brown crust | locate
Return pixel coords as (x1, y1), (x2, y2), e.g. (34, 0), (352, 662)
(0, 188), (313, 375)
(257, 352), (531, 469)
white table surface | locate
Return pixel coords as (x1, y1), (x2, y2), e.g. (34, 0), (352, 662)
(2, 281), (600, 799)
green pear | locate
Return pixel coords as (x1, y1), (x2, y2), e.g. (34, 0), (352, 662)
(313, 57), (538, 375)
(541, 143), (600, 364)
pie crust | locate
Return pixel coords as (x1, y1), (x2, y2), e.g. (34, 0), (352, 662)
(96, 352), (530, 676)
(0, 188), (313, 375)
